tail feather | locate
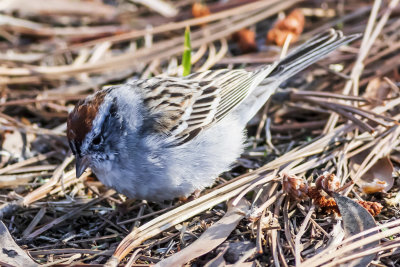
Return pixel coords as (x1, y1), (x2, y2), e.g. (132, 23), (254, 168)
(268, 29), (361, 80)
(235, 29), (360, 125)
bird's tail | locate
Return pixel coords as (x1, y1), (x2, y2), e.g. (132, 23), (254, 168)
(236, 29), (360, 125)
(267, 29), (360, 81)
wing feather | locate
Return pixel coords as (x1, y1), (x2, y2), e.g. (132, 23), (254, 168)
(136, 68), (260, 144)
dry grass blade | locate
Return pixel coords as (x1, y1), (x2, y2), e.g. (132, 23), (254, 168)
(300, 219), (400, 266)
(130, 0), (178, 18)
(0, 152), (55, 176)
(0, 0), (117, 17)
(107, 184), (252, 265)
(324, 0), (399, 132)
(295, 205), (314, 266)
(22, 155), (76, 206)
(26, 190), (115, 239)
(22, 207), (47, 239)
(0, 14), (125, 37)
(154, 198), (249, 267)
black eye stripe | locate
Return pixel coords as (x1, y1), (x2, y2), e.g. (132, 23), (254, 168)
(68, 141), (76, 154)
(75, 141), (81, 156)
(69, 140), (78, 154)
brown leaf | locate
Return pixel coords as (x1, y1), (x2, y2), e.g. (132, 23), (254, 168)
(278, 9), (305, 35)
(315, 172), (341, 192)
(363, 77), (391, 105)
(155, 198), (250, 267)
(267, 29), (298, 47)
(332, 192), (378, 267)
(0, 221), (38, 266)
(350, 150), (394, 193)
(267, 9), (305, 46)
(233, 29), (258, 54)
(281, 173), (308, 200)
(2, 131), (25, 161)
(192, 3), (211, 18)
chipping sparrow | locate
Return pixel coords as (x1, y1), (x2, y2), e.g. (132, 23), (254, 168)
(67, 29), (358, 201)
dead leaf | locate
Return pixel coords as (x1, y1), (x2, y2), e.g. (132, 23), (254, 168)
(350, 150), (394, 193)
(363, 77), (391, 105)
(0, 174), (35, 188)
(155, 198), (250, 267)
(191, 2), (211, 27)
(0, 220), (38, 266)
(2, 131), (25, 161)
(315, 172), (341, 192)
(332, 192), (378, 267)
(192, 2), (211, 19)
(267, 9), (305, 46)
(281, 173), (308, 200)
(232, 29), (258, 54)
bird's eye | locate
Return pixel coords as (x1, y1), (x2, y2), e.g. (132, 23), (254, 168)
(92, 135), (102, 145)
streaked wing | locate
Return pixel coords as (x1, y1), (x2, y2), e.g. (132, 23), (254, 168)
(185, 68), (267, 121)
(137, 68), (266, 144)
(137, 76), (218, 143)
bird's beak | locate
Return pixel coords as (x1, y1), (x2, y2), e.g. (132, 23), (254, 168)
(75, 155), (90, 178)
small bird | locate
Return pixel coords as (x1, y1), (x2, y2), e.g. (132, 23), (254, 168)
(67, 29), (358, 201)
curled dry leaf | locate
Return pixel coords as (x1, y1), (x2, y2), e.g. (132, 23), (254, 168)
(350, 150), (394, 193)
(361, 179), (388, 194)
(315, 172), (341, 192)
(332, 192), (378, 267)
(232, 29), (258, 53)
(267, 9), (305, 46)
(281, 173), (308, 199)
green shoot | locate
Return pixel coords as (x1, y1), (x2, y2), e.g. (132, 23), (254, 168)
(182, 26), (192, 76)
